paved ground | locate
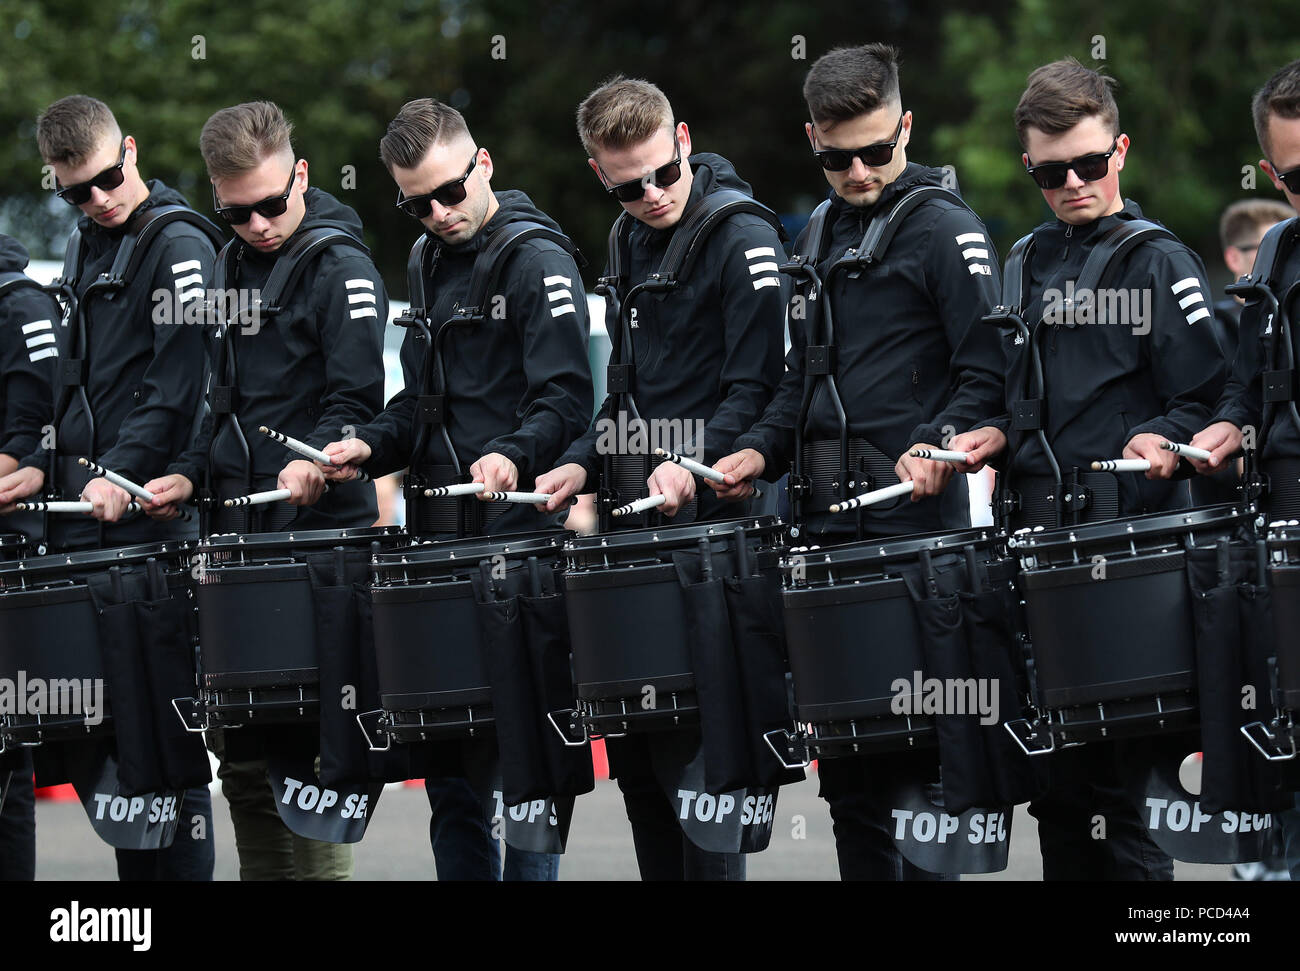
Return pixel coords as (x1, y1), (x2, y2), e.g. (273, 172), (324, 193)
(31, 772), (1238, 881)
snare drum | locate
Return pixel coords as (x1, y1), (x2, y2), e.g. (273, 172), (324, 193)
(781, 528), (1013, 757)
(368, 530), (567, 742)
(1010, 504), (1251, 746)
(0, 540), (193, 746)
(563, 516), (784, 735)
(195, 525), (406, 726)
(0, 533), (30, 563)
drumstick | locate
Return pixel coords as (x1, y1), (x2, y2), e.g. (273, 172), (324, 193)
(77, 457), (155, 502)
(259, 425), (371, 482)
(829, 480), (914, 513)
(653, 448), (763, 498)
(1160, 441), (1213, 462)
(612, 494), (667, 517)
(1090, 459), (1151, 473)
(482, 491), (576, 506)
(908, 448), (972, 464)
(224, 489), (291, 508)
(17, 500), (142, 514)
(423, 483), (485, 498)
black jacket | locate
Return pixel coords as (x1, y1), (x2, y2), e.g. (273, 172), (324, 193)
(557, 153), (787, 522)
(170, 187), (386, 530)
(1215, 241), (1300, 460)
(355, 190), (592, 533)
(0, 235), (58, 462)
(734, 163), (1004, 537)
(20, 180), (217, 548)
(988, 200), (1225, 514)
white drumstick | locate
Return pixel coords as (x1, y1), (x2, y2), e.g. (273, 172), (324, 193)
(78, 457), (155, 502)
(653, 448), (763, 498)
(423, 483), (485, 498)
(908, 448), (972, 464)
(224, 489), (291, 507)
(612, 494), (667, 517)
(1091, 459), (1151, 473)
(17, 500), (143, 514)
(483, 491), (574, 505)
(1160, 441), (1213, 462)
(259, 425), (371, 482)
(829, 480), (915, 513)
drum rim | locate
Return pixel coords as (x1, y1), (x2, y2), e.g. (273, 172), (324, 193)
(0, 532), (29, 547)
(0, 539), (193, 575)
(564, 515), (783, 554)
(373, 528), (570, 567)
(1009, 502), (1249, 553)
(200, 524), (406, 551)
(783, 526), (999, 569)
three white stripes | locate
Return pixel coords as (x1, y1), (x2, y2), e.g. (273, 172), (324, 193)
(345, 278), (377, 319)
(745, 246), (781, 291)
(22, 319), (56, 362)
(544, 274), (576, 318)
(955, 233), (992, 276)
(1170, 276), (1210, 325)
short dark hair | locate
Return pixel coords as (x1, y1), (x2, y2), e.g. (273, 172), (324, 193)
(803, 44), (902, 125)
(1219, 198), (1294, 250)
(1015, 58), (1119, 149)
(1253, 59), (1300, 160)
(200, 101), (294, 179)
(379, 98), (472, 171)
(576, 76), (673, 157)
(37, 95), (120, 165)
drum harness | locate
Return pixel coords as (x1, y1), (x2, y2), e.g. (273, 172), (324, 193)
(1222, 216), (1300, 519)
(396, 221), (581, 537)
(780, 186), (971, 540)
(199, 228), (370, 536)
(44, 206), (225, 548)
(595, 189), (785, 533)
(985, 219), (1179, 532)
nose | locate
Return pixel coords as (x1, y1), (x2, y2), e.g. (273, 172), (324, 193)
(428, 199), (453, 225)
(641, 182), (664, 205)
(1062, 166), (1086, 189)
(848, 156), (871, 181)
(247, 211), (272, 234)
(88, 186), (111, 207)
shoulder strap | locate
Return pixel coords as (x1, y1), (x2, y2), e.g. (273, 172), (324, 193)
(102, 205), (225, 294)
(997, 233), (1037, 316)
(57, 228), (85, 288)
(1073, 218), (1178, 297)
(851, 185), (971, 266)
(654, 188), (786, 286)
(603, 212), (634, 294)
(794, 199), (834, 266)
(404, 234), (439, 311)
(460, 221), (579, 321)
(259, 227), (370, 315)
(0, 270), (42, 301)
(1237, 216), (1299, 292)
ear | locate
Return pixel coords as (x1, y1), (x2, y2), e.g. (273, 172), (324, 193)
(1113, 132), (1130, 172)
(587, 156), (605, 185)
(805, 122), (816, 152)
(1021, 152), (1030, 170)
(478, 147), (494, 184)
(1261, 159), (1286, 194)
(676, 121), (692, 158)
(900, 109), (913, 146)
(296, 158), (309, 190)
(124, 135), (138, 164)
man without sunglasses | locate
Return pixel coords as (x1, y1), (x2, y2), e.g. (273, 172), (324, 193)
(0, 95), (218, 880)
(711, 44), (1007, 881)
(148, 101), (387, 880)
(323, 98), (592, 881)
(533, 76), (787, 881)
(949, 59), (1226, 880)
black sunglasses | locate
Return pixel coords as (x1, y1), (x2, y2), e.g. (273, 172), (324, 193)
(55, 139), (128, 205)
(1025, 139), (1118, 190)
(213, 167), (297, 225)
(395, 153), (479, 219)
(1270, 161), (1300, 195)
(814, 115), (906, 171)
(599, 151), (683, 203)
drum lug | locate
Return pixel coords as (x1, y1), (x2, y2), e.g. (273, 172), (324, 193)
(1003, 717), (1055, 756)
(546, 709), (589, 747)
(763, 729), (811, 770)
(355, 709), (392, 752)
(1240, 719), (1298, 761)
(171, 696), (208, 733)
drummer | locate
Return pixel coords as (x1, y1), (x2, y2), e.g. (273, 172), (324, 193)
(0, 231), (62, 881)
(0, 95), (219, 881)
(320, 98), (592, 881)
(709, 45), (1006, 881)
(532, 76), (788, 881)
(947, 59), (1226, 880)
(145, 101), (388, 880)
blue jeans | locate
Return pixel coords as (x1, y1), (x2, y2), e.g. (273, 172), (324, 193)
(115, 786), (215, 881)
(425, 776), (559, 881)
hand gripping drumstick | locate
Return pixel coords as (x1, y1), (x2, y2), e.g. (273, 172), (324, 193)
(612, 494), (667, 517)
(423, 483), (486, 498)
(18, 500), (143, 514)
(1090, 459), (1152, 473)
(224, 484), (332, 507)
(1160, 441), (1213, 462)
(653, 448), (764, 499)
(78, 457), (155, 502)
(908, 448), (972, 464)
(482, 491), (576, 506)
(259, 425), (371, 482)
(829, 480), (915, 513)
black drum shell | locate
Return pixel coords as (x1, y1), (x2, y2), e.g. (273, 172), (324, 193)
(0, 583), (106, 722)
(1269, 561), (1300, 709)
(197, 560), (316, 689)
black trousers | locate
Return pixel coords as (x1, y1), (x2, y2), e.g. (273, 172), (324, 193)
(0, 751), (35, 880)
